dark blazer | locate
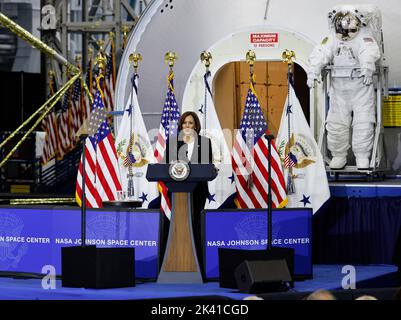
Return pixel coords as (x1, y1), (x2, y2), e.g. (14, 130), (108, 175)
(164, 134), (213, 164)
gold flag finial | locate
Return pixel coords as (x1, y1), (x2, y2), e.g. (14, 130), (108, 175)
(129, 53), (142, 72)
(75, 54), (82, 64)
(94, 45), (107, 73)
(122, 26), (130, 50)
(97, 39), (105, 52)
(164, 51), (177, 68)
(246, 50), (256, 67)
(282, 49), (296, 80)
(282, 49), (296, 65)
(122, 25), (130, 35)
(109, 31), (115, 40)
(200, 51), (212, 69)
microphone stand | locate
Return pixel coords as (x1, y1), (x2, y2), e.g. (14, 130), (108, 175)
(80, 134), (88, 247)
(265, 134), (274, 251)
(264, 133), (295, 288)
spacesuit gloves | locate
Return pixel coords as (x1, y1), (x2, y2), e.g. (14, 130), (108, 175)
(307, 72), (319, 88)
(359, 69), (374, 86)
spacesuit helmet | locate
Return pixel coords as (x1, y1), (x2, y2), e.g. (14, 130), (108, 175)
(333, 12), (361, 41)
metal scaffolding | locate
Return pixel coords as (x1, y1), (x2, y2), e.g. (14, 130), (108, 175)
(41, 0), (145, 89)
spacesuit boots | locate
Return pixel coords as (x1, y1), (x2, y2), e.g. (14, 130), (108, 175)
(329, 156), (370, 170)
(355, 157), (370, 169)
(327, 118), (374, 170)
(329, 156), (347, 170)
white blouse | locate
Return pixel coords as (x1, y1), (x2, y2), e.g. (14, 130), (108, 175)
(187, 140), (195, 160)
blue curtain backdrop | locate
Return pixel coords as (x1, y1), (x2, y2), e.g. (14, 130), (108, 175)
(313, 197), (401, 264)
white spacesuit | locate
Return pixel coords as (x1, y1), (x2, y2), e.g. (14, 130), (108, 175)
(307, 5), (381, 169)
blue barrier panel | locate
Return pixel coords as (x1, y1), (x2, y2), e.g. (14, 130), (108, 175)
(0, 206), (160, 279)
(203, 208), (313, 279)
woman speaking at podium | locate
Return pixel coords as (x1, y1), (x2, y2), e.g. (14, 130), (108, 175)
(164, 111), (213, 274)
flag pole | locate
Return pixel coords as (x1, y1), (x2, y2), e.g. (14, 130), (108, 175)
(245, 50), (272, 250)
(126, 53), (143, 199)
(95, 40), (107, 89)
(200, 51), (212, 134)
(79, 49), (107, 247)
(282, 50), (297, 194)
(164, 51), (178, 145)
(246, 50), (257, 189)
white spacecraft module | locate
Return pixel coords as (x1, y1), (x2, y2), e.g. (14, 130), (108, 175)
(115, 0), (400, 140)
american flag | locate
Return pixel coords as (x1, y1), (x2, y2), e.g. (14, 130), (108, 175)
(70, 76), (84, 139)
(154, 73), (181, 219)
(81, 59), (93, 122)
(57, 82), (73, 159)
(284, 151), (297, 168)
(41, 73), (60, 164)
(231, 85), (287, 209)
(75, 76), (122, 208)
(103, 41), (116, 112)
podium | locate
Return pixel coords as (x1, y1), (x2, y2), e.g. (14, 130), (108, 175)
(147, 163), (217, 283)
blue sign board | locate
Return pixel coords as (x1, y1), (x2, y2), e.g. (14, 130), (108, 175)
(0, 206), (161, 279)
(203, 208), (312, 279)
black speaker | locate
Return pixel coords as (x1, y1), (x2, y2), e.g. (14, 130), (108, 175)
(235, 259), (292, 293)
(218, 247), (294, 289)
(61, 246), (135, 289)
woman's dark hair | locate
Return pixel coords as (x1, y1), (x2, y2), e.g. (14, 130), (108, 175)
(178, 111), (201, 134)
